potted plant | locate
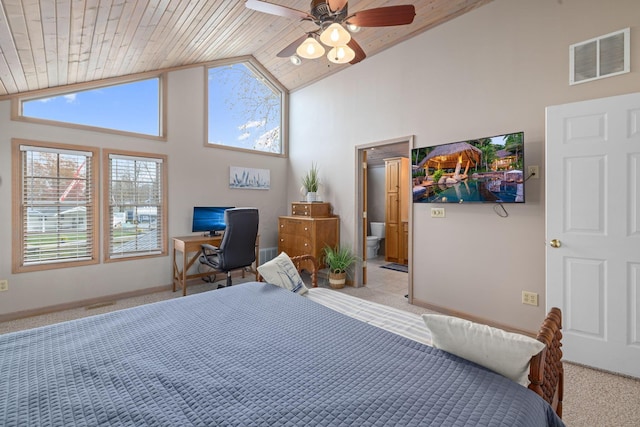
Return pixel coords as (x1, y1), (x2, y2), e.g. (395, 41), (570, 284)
(323, 245), (359, 289)
(301, 162), (320, 202)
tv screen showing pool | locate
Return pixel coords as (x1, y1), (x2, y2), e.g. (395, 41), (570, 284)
(412, 131), (525, 204)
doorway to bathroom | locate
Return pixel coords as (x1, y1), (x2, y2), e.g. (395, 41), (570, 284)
(354, 136), (413, 299)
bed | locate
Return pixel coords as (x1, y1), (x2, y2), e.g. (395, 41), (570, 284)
(0, 256), (564, 426)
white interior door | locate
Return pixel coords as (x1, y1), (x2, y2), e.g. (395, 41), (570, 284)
(546, 91), (640, 378)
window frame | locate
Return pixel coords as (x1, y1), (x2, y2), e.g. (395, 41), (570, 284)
(205, 56), (288, 157)
(11, 73), (167, 141)
(102, 149), (168, 262)
(11, 138), (100, 273)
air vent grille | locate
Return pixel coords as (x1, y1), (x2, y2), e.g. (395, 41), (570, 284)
(570, 28), (629, 85)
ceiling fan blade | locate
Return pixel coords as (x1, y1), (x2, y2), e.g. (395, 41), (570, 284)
(348, 38), (366, 65)
(277, 34), (309, 58)
(245, 0), (312, 21)
(327, 0), (348, 13)
(347, 5), (416, 27)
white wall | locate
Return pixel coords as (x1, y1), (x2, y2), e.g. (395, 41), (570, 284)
(288, 0), (640, 331)
(366, 166), (386, 226)
(0, 67), (289, 316)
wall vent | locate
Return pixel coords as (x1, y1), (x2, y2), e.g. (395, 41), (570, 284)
(570, 28), (630, 85)
(259, 247), (278, 265)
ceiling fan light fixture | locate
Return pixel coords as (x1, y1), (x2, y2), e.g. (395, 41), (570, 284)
(327, 45), (355, 64)
(320, 23), (351, 47)
(346, 23), (361, 33)
(296, 36), (325, 59)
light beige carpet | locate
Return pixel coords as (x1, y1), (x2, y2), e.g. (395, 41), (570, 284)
(2, 277), (640, 426)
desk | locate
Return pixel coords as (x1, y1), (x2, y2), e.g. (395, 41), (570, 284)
(172, 235), (259, 296)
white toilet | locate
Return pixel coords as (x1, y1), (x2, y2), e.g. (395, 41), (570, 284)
(366, 222), (386, 259)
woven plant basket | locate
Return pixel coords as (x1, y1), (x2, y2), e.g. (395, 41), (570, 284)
(328, 271), (346, 289)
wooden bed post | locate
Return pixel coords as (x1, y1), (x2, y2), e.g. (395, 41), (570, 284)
(528, 307), (563, 418)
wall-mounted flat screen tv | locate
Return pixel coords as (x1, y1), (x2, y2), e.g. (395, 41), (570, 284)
(192, 206), (234, 236)
(412, 131), (525, 203)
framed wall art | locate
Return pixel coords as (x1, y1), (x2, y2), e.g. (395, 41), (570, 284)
(229, 166), (270, 190)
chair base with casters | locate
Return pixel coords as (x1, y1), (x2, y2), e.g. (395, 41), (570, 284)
(200, 265), (254, 288)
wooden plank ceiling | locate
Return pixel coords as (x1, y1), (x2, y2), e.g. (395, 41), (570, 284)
(0, 0), (492, 98)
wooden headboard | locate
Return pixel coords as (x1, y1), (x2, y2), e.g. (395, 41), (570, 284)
(257, 254), (318, 288)
(528, 307), (564, 418)
(289, 254), (318, 288)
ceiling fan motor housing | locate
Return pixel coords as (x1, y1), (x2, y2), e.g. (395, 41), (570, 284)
(310, 0), (348, 27)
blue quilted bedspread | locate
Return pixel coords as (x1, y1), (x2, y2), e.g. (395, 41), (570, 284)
(0, 282), (564, 426)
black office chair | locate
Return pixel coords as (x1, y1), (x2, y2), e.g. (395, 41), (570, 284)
(199, 208), (259, 288)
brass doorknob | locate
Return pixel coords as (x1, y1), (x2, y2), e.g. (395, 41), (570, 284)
(550, 239), (561, 248)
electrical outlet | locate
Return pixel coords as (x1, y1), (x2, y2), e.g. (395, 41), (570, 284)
(527, 165), (540, 179)
(522, 291), (538, 306)
(431, 208), (445, 218)
(0, 279), (8, 292)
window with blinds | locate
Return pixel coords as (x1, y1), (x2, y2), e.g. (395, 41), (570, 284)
(13, 141), (99, 272)
(105, 151), (167, 260)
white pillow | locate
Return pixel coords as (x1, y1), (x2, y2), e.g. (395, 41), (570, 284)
(257, 252), (308, 295)
(422, 314), (545, 386)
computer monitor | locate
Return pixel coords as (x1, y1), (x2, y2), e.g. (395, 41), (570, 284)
(191, 206), (234, 236)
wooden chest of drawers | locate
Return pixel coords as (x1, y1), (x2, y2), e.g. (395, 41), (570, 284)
(278, 215), (339, 269)
(291, 202), (331, 217)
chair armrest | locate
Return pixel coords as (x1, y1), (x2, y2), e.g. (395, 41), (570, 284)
(201, 243), (220, 255)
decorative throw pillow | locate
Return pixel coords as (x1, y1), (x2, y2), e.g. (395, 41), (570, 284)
(257, 252), (308, 295)
(422, 314), (545, 386)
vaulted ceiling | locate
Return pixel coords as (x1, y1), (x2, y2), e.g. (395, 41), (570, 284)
(0, 0), (491, 98)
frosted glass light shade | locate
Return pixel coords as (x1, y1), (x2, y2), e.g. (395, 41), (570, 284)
(327, 45), (355, 64)
(346, 23), (361, 33)
(320, 23), (351, 47)
(296, 37), (325, 59)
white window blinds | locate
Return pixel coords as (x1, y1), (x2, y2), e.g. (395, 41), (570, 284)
(107, 153), (165, 259)
(20, 145), (95, 266)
